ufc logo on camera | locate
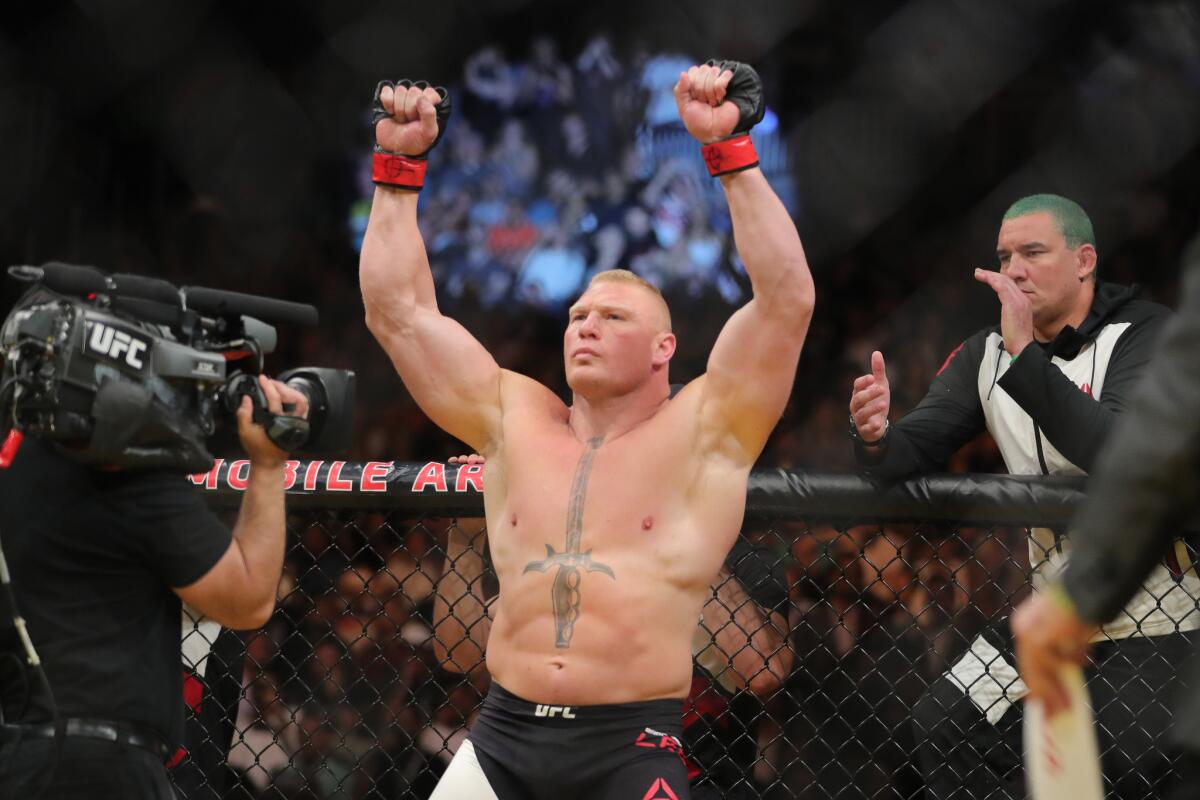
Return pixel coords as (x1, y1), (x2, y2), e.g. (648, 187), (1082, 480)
(85, 321), (150, 371)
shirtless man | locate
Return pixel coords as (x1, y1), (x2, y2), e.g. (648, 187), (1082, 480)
(433, 451), (795, 799)
(360, 61), (813, 799)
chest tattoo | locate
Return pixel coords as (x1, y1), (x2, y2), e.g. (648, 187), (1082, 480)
(522, 436), (614, 648)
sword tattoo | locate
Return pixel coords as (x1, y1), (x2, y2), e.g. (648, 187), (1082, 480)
(523, 436), (614, 648)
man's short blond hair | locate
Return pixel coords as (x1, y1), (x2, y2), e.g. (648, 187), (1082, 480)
(586, 269), (672, 332)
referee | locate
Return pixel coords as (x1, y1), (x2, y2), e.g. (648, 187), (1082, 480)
(847, 194), (1199, 798)
(1013, 245), (1200, 799)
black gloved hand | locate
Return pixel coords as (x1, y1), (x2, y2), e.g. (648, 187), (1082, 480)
(371, 79), (452, 159)
(705, 59), (765, 136)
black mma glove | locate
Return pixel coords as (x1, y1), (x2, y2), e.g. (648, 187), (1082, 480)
(705, 59), (765, 134)
(700, 59), (765, 177)
(371, 79), (452, 191)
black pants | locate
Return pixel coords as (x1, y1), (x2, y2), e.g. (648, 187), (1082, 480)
(438, 682), (692, 800)
(912, 623), (1196, 800)
(0, 735), (175, 800)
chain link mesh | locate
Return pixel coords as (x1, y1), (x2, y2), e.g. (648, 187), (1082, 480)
(174, 496), (1195, 799)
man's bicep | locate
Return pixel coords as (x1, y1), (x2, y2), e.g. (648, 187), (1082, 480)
(701, 299), (810, 462)
(173, 542), (275, 630)
(374, 307), (504, 452)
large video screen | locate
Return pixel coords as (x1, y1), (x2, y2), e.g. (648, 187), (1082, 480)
(350, 37), (793, 313)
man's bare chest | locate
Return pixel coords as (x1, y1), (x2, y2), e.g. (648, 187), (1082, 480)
(488, 422), (699, 560)
(506, 416), (695, 500)
(487, 425), (706, 648)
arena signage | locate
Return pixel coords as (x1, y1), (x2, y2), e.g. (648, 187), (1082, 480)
(193, 460), (1089, 526)
(190, 459), (487, 512)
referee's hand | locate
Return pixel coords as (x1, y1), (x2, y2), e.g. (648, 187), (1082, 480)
(849, 351), (890, 443)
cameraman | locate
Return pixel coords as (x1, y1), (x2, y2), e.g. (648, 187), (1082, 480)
(0, 374), (306, 800)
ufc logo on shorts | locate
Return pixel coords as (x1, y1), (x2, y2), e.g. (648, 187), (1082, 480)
(534, 704), (576, 719)
(86, 322), (148, 370)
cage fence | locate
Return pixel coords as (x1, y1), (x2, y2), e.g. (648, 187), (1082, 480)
(176, 461), (1195, 799)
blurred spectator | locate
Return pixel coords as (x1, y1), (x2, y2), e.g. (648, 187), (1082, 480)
(228, 678), (302, 794)
(267, 704), (357, 800)
(518, 36), (575, 110)
(489, 119), (540, 196)
(463, 46), (518, 115)
(575, 35), (624, 151)
(638, 52), (694, 128)
(514, 224), (587, 309)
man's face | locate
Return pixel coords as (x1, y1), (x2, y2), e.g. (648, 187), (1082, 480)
(995, 211), (1094, 324)
(564, 282), (673, 397)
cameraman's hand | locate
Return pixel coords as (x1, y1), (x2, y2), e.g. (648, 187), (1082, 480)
(237, 375), (310, 467)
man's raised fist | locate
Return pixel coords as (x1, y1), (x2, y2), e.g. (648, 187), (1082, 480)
(372, 79), (451, 160)
(672, 60), (765, 145)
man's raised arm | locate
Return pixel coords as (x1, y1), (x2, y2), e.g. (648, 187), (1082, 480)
(676, 62), (815, 463)
(359, 80), (503, 453)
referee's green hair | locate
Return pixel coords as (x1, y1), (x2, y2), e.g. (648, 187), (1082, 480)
(1003, 194), (1095, 249)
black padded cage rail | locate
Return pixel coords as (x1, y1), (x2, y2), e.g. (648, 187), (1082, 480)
(172, 461), (1194, 800)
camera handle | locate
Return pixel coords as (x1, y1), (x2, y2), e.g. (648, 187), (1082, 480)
(230, 376), (310, 452)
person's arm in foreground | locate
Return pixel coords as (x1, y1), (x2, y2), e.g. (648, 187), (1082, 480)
(1014, 259), (1200, 714)
(433, 518), (492, 675)
(176, 375), (308, 629)
(675, 61), (814, 464)
(432, 456), (494, 676)
(698, 565), (793, 696)
(359, 81), (504, 455)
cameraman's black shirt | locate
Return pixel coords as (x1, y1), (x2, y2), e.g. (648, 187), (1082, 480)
(0, 439), (231, 747)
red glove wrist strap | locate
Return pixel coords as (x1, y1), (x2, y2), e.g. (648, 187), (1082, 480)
(372, 152), (427, 191)
(701, 134), (759, 177)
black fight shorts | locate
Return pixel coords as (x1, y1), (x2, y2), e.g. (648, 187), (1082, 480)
(431, 682), (691, 800)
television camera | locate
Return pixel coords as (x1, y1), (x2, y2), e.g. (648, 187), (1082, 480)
(0, 262), (355, 472)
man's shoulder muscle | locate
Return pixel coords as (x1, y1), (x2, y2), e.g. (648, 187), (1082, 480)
(494, 370), (570, 459)
(499, 370), (568, 421)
